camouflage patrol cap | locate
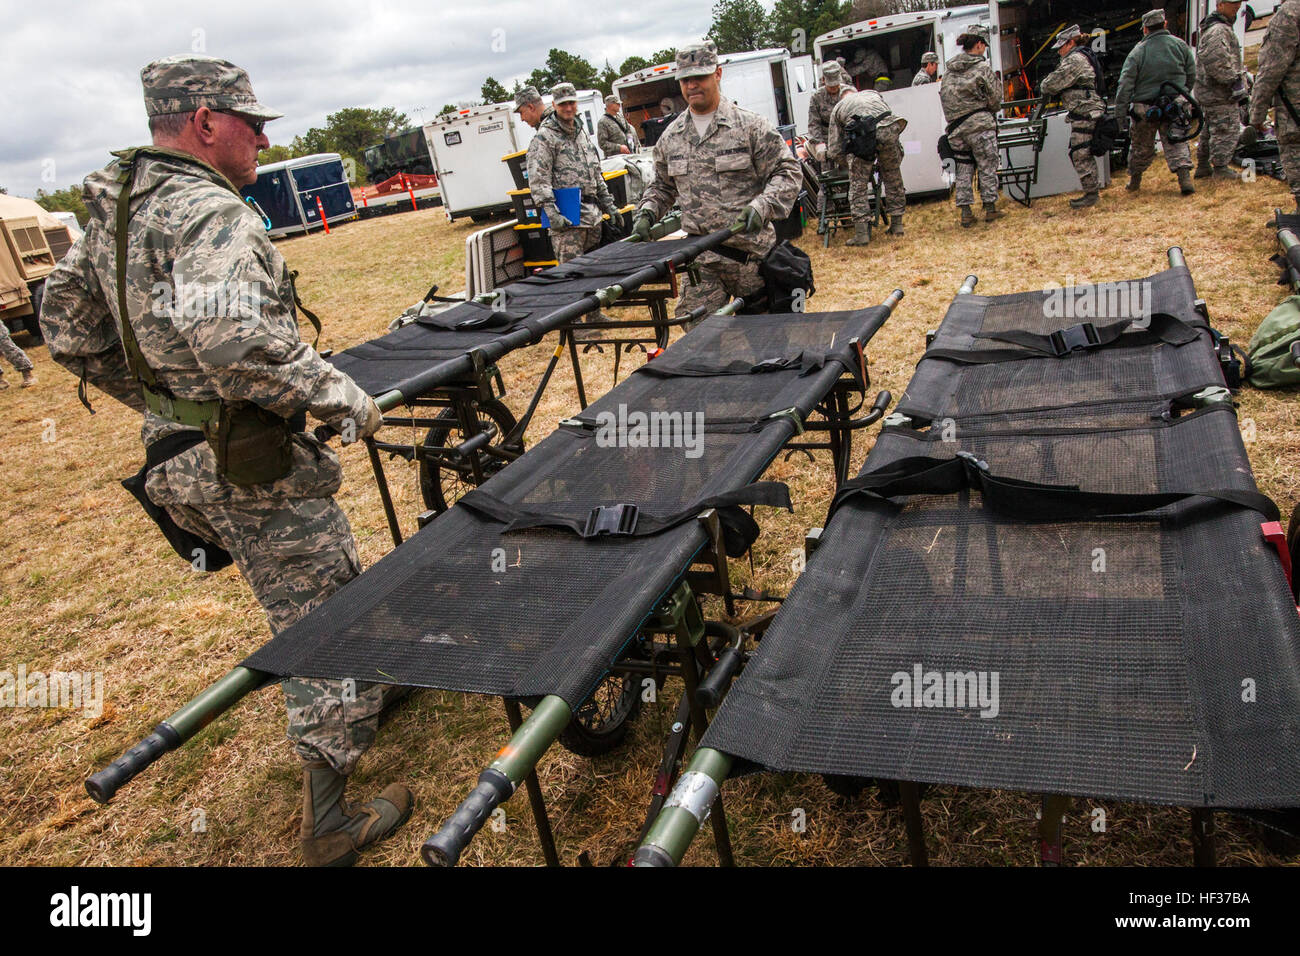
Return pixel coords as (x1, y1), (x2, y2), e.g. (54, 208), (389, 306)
(961, 24), (991, 44)
(1052, 24), (1083, 50)
(821, 61), (847, 82)
(514, 85), (543, 111)
(920, 52), (939, 65)
(604, 93), (620, 105)
(676, 42), (720, 79)
(1141, 9), (1167, 28)
(551, 82), (579, 104)
(140, 55), (282, 120)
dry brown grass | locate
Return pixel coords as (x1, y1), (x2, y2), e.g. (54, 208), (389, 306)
(3, 168), (1298, 867)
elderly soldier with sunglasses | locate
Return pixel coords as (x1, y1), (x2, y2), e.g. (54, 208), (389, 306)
(40, 55), (409, 867)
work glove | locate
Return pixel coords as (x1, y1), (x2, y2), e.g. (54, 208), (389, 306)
(599, 199), (619, 218)
(345, 396), (384, 445)
(813, 142), (827, 162)
(737, 205), (764, 234)
(544, 207), (571, 231)
(631, 209), (654, 242)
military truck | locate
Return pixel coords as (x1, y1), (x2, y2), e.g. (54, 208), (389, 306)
(0, 194), (75, 342)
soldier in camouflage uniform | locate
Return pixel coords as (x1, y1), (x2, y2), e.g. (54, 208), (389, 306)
(514, 84), (550, 131)
(1195, 1), (1246, 180)
(913, 52), (939, 87)
(0, 322), (36, 389)
(39, 55), (410, 867)
(827, 89), (908, 243)
(1250, 0), (1300, 209)
(527, 82), (620, 264)
(940, 26), (1004, 227)
(632, 42), (802, 323)
(848, 46), (893, 92)
(1040, 25), (1105, 208)
(597, 94), (637, 158)
(807, 61), (856, 163)
(1115, 9), (1198, 195)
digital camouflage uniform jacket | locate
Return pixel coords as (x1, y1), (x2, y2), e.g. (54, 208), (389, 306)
(1040, 48), (1105, 121)
(1196, 13), (1245, 106)
(1250, 0), (1300, 127)
(41, 150), (372, 448)
(826, 89), (908, 160)
(940, 52), (1001, 140)
(526, 110), (615, 226)
(912, 69), (935, 86)
(807, 83), (856, 144)
(597, 111), (636, 157)
(638, 98), (803, 258)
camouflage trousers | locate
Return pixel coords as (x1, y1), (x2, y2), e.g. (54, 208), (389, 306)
(1128, 105), (1192, 175)
(551, 223), (601, 263)
(950, 128), (1000, 207)
(848, 126), (906, 221)
(0, 322), (33, 374)
(1197, 101), (1242, 169)
(674, 249), (765, 329)
(145, 433), (403, 776)
(1277, 108), (1300, 202)
(1068, 120), (1100, 192)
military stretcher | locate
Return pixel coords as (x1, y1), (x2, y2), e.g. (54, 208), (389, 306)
(634, 248), (1300, 867)
(85, 264), (904, 866)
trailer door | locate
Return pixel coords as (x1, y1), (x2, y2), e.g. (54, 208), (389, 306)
(786, 56), (815, 136)
(426, 109), (518, 219)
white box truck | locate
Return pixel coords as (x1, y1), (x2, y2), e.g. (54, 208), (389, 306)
(613, 48), (815, 143)
(424, 90), (603, 222)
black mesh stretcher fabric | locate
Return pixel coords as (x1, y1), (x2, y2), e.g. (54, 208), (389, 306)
(326, 238), (703, 397)
(899, 266), (1223, 427)
(701, 271), (1300, 809)
(243, 309), (886, 707)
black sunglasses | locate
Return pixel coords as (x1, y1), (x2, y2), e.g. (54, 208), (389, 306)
(220, 111), (265, 136)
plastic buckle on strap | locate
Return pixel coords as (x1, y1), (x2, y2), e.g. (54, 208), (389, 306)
(583, 504), (639, 537)
(955, 450), (989, 473)
(1049, 322), (1100, 355)
(752, 356), (795, 373)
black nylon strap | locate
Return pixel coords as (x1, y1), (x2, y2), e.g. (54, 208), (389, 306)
(710, 243), (754, 266)
(458, 480), (793, 556)
(636, 349), (839, 379)
(415, 301), (530, 331)
(829, 452), (1279, 523)
(923, 312), (1202, 365)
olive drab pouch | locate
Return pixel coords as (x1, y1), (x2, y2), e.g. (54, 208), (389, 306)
(1246, 295), (1300, 389)
(208, 403), (298, 487)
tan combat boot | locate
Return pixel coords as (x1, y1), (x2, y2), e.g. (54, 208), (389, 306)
(888, 215), (904, 237)
(300, 760), (414, 867)
(844, 221), (871, 246)
(1177, 169), (1195, 195)
(983, 201), (1003, 222)
(959, 205), (974, 228)
(21, 369), (36, 388)
(1211, 166), (1238, 181)
(1194, 164), (1212, 179)
(1069, 191), (1099, 208)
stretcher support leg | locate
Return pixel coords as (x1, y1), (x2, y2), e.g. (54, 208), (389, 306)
(365, 435), (404, 547)
(1038, 793), (1071, 866)
(899, 781), (928, 867)
(1190, 808), (1217, 867)
(504, 698), (561, 867)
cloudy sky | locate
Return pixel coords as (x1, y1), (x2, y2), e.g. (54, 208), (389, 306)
(1, 0), (715, 198)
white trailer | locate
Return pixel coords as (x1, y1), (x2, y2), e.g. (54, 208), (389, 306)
(424, 90), (603, 222)
(613, 48), (814, 142)
(813, 6), (991, 196)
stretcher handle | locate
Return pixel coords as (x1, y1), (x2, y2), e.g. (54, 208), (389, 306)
(421, 769), (513, 866)
(85, 724), (181, 803)
(695, 622), (744, 708)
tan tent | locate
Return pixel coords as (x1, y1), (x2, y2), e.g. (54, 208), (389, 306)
(0, 193), (74, 316)
(0, 193), (68, 231)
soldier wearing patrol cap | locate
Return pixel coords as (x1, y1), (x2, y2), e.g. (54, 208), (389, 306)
(1040, 24), (1105, 208)
(1194, 1), (1246, 180)
(913, 52), (940, 86)
(940, 24), (1004, 226)
(807, 61), (857, 163)
(514, 84), (548, 131)
(598, 93), (638, 158)
(1115, 9), (1198, 195)
(527, 81), (620, 264)
(632, 41), (802, 323)
(1251, 0), (1300, 209)
(39, 54), (411, 867)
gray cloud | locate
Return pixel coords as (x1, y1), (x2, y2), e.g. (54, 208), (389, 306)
(1, 0), (715, 197)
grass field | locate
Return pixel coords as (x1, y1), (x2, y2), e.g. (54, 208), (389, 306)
(3, 159), (1299, 867)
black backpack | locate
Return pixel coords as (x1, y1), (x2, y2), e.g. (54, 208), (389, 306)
(1078, 45), (1108, 101)
(844, 114), (881, 162)
(758, 241), (815, 313)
